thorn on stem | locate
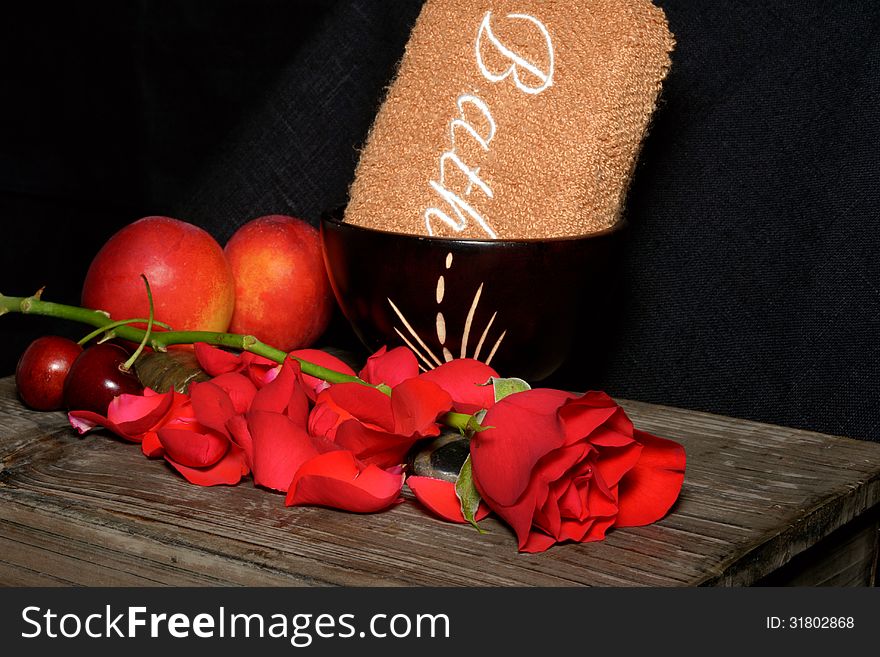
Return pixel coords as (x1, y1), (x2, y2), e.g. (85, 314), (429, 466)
(33, 286), (45, 300)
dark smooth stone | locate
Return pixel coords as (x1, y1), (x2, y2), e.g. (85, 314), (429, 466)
(409, 431), (471, 483)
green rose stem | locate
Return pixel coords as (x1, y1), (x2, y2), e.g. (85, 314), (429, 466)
(0, 291), (480, 433)
(0, 292), (365, 387)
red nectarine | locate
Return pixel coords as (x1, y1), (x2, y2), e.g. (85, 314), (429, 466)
(224, 215), (333, 351)
(82, 216), (235, 333)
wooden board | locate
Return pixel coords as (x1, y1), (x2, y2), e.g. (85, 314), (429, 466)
(0, 375), (878, 586)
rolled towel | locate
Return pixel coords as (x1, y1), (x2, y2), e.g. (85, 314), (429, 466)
(345, 0), (673, 239)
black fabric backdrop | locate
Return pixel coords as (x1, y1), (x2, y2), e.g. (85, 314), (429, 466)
(1, 1), (878, 441)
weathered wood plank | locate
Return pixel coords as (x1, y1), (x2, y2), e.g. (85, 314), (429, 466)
(1, 376), (878, 586)
(755, 513), (878, 586)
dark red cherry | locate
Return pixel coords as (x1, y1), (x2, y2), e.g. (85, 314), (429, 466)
(15, 336), (84, 411)
(63, 343), (143, 413)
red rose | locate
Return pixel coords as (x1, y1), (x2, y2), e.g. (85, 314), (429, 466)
(470, 389), (686, 553)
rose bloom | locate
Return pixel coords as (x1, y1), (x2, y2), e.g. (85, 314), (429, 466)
(470, 389), (686, 553)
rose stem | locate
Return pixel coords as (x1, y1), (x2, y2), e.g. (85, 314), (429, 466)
(0, 293), (365, 387)
(2, 292), (486, 430)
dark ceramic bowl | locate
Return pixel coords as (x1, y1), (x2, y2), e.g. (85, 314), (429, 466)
(320, 211), (625, 382)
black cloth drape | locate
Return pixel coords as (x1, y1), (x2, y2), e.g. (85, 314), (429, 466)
(2, 1), (878, 440)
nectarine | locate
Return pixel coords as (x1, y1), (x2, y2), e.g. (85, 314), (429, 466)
(224, 215), (333, 351)
(82, 216), (235, 333)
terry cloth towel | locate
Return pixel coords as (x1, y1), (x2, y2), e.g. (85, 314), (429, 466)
(344, 0), (674, 239)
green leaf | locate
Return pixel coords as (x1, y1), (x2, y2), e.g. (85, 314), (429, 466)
(465, 408), (490, 435)
(455, 455), (486, 534)
(491, 376), (531, 402)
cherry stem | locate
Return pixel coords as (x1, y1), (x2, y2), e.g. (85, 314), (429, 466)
(122, 275), (155, 371)
(77, 317), (173, 346)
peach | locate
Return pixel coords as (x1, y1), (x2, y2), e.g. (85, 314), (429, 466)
(224, 215), (333, 351)
(82, 216), (235, 333)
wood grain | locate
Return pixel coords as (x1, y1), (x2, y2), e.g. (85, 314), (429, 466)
(1, 376), (878, 586)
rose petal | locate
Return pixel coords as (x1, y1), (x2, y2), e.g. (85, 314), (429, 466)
(614, 430), (687, 527)
(241, 352), (282, 388)
(248, 411), (320, 492)
(189, 381), (236, 438)
(390, 377), (452, 436)
(419, 359), (499, 413)
(334, 420), (422, 469)
(286, 450), (404, 513)
(471, 389), (572, 506)
(313, 383), (394, 433)
(106, 389), (176, 435)
(194, 343), (244, 376)
(250, 358), (310, 426)
(226, 414), (253, 468)
(207, 373), (257, 415)
(68, 388), (176, 443)
(166, 446), (248, 486)
(407, 476), (491, 524)
(559, 392), (632, 444)
(157, 427), (229, 468)
(591, 432), (643, 488)
(359, 346), (419, 387)
(519, 530), (557, 554)
(68, 410), (114, 436)
(141, 430), (163, 457)
(290, 348), (357, 400)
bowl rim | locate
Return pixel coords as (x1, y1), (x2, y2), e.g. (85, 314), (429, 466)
(320, 207), (626, 246)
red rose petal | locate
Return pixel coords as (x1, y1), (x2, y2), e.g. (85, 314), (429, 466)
(107, 389), (175, 435)
(390, 377), (452, 437)
(419, 359), (499, 414)
(141, 430), (163, 457)
(194, 343), (244, 376)
(290, 348), (357, 400)
(189, 381), (236, 438)
(471, 389), (571, 507)
(68, 409), (118, 436)
(157, 427), (229, 468)
(519, 530), (557, 554)
(407, 476), (491, 524)
(248, 411), (320, 492)
(207, 373), (257, 415)
(250, 358), (310, 427)
(334, 420), (422, 469)
(315, 383), (394, 432)
(592, 439), (642, 489)
(166, 446), (248, 486)
(614, 430), (687, 528)
(559, 401), (621, 447)
(307, 393), (348, 439)
(285, 450), (404, 513)
(68, 389), (176, 443)
(359, 346), (419, 387)
(226, 414), (253, 468)
(241, 352), (282, 388)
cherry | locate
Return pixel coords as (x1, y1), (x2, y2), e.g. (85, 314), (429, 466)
(15, 336), (84, 411)
(63, 343), (143, 413)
